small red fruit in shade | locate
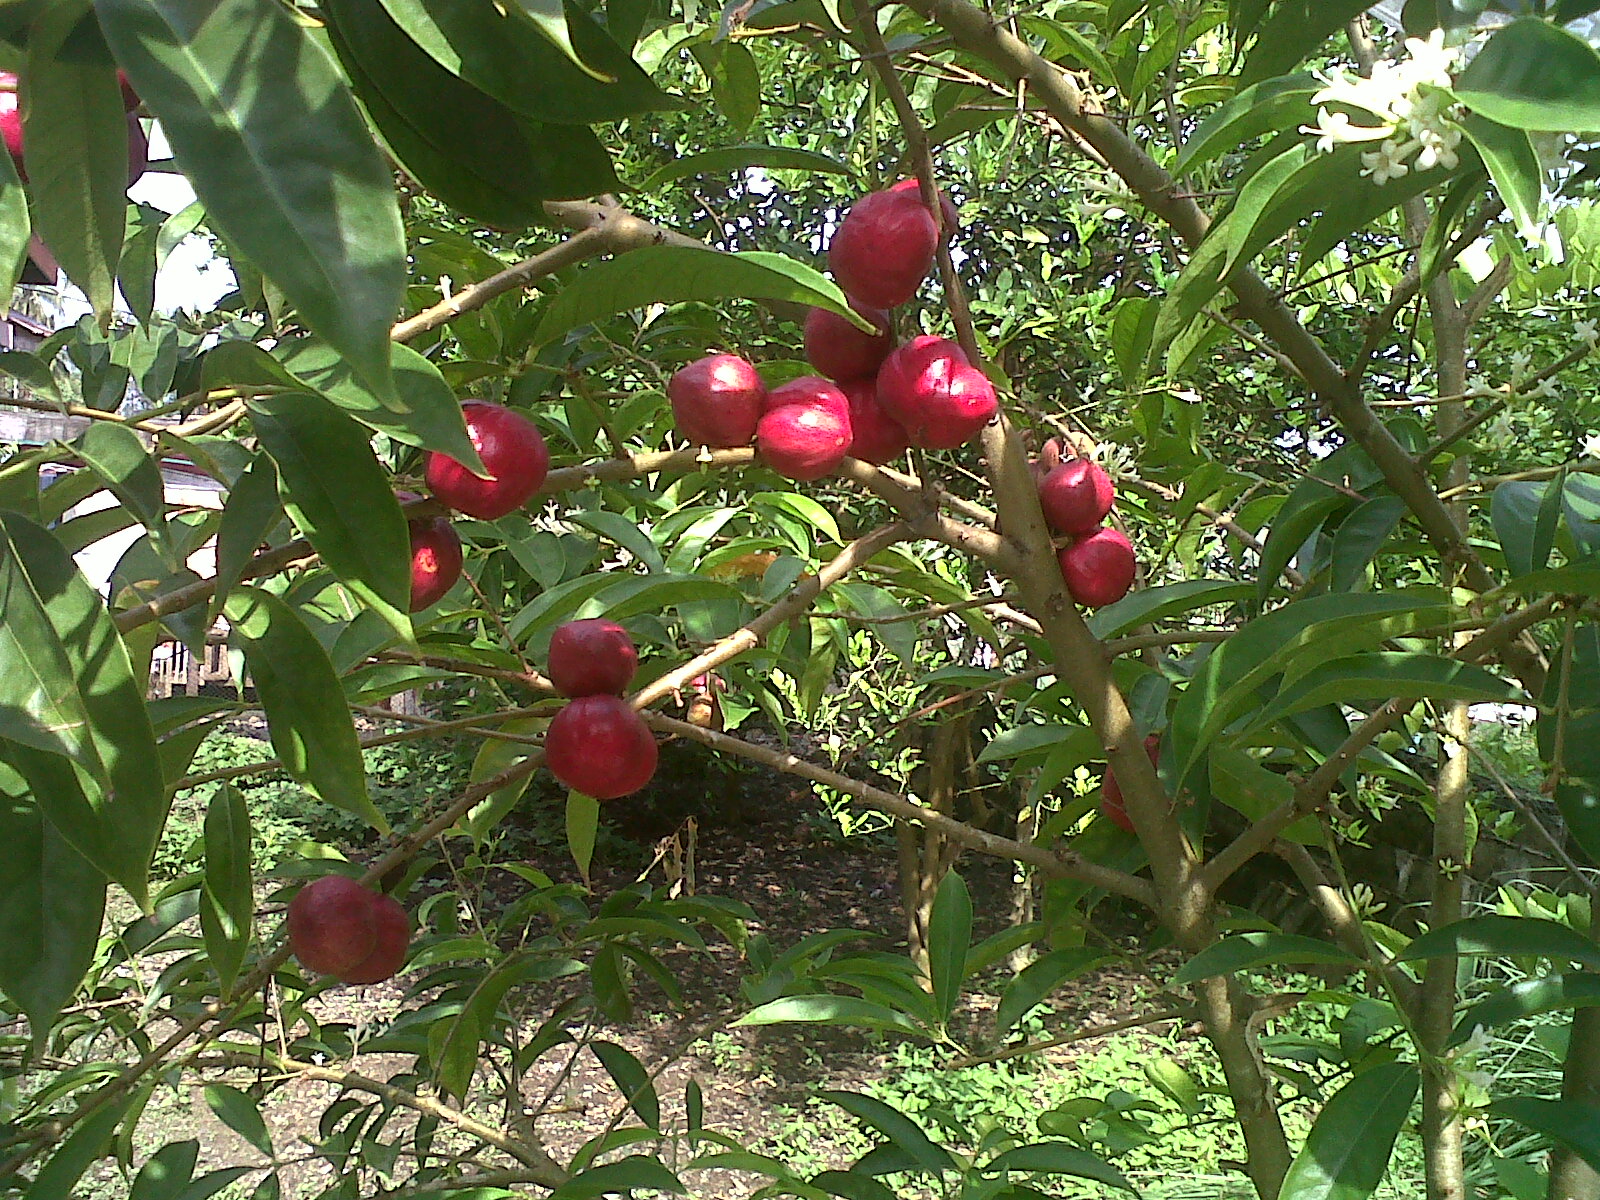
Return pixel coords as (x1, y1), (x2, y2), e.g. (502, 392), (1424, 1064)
(548, 618), (638, 697)
(757, 398), (851, 482)
(544, 694), (659, 800)
(1102, 733), (1161, 834)
(337, 892), (410, 985)
(828, 186), (939, 310)
(407, 514), (463, 613)
(286, 875), (377, 976)
(804, 302), (892, 383)
(887, 177), (961, 242)
(1058, 526), (1136, 609)
(668, 354), (766, 448)
(425, 400), (549, 520)
(841, 378), (909, 466)
(125, 113), (147, 187)
(876, 335), (998, 450)
(1038, 458), (1115, 536)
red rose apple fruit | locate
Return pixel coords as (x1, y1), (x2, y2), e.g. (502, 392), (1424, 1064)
(544, 695), (659, 800)
(828, 186), (939, 309)
(425, 400), (549, 520)
(757, 394), (851, 481)
(668, 354), (766, 448)
(1058, 526), (1136, 609)
(407, 512), (463, 613)
(287, 875), (377, 976)
(548, 618), (638, 697)
(337, 892), (411, 985)
(876, 335), (998, 450)
(804, 302), (892, 382)
(763, 374), (850, 420)
(1038, 458), (1115, 536)
(842, 378), (909, 465)
(1102, 733), (1161, 834)
(0, 74), (146, 186)
(887, 177), (961, 242)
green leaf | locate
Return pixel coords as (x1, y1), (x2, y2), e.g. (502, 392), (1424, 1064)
(24, 7), (127, 322)
(1108, 296), (1158, 392)
(223, 587), (385, 832)
(1257, 476), (1345, 600)
(0, 138), (27, 305)
(927, 872), (971, 1026)
(591, 1041), (660, 1129)
(73, 422), (166, 538)
(1453, 18), (1600, 132)
(1460, 113), (1543, 240)
(820, 1092), (955, 1172)
(0, 512), (165, 905)
(701, 42), (761, 134)
(995, 949), (1113, 1035)
(1173, 933), (1363, 986)
(1492, 479), (1562, 579)
(1490, 1097), (1600, 1173)
(0, 786), (106, 1039)
(810, 1170), (898, 1200)
(1239, 1), (1378, 86)
(1556, 778), (1600, 868)
(637, 145), (851, 191)
(1329, 497), (1406, 592)
(95, 0), (405, 400)
(1247, 654), (1518, 731)
(1452, 973), (1600, 1046)
(23, 1098), (128, 1200)
(458, 718), (541, 845)
(1088, 579), (1252, 639)
(737, 995), (924, 1037)
(1398, 916), (1600, 967)
(248, 393), (411, 637)
(1209, 745), (1324, 845)
(567, 789), (598, 887)
(1280, 1062), (1419, 1200)
(378, 0), (679, 122)
(208, 452), (281, 623)
(199, 782), (252, 995)
(984, 1142), (1135, 1191)
(1175, 73), (1318, 174)
(534, 246), (872, 346)
(548, 1156), (685, 1198)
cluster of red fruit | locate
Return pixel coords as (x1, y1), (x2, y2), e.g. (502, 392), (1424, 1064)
(1032, 438), (1136, 610)
(286, 874), (410, 985)
(542, 618), (658, 800)
(1100, 732), (1160, 834)
(0, 70), (147, 188)
(667, 180), (998, 479)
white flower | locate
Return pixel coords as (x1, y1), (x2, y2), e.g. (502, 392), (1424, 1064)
(1401, 30), (1457, 90)
(1528, 377), (1561, 402)
(1507, 348), (1533, 381)
(1583, 430), (1600, 460)
(1094, 440), (1138, 479)
(1361, 140), (1411, 185)
(1575, 319), (1599, 348)
(1300, 108), (1390, 154)
(1466, 375), (1498, 398)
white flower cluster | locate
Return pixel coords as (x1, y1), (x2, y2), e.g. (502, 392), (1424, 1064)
(1299, 31), (1465, 186)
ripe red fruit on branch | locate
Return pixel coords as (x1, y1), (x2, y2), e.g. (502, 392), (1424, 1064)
(876, 335), (998, 450)
(406, 512), (463, 613)
(286, 875), (378, 976)
(425, 400), (549, 520)
(828, 186), (939, 309)
(804, 302), (892, 382)
(337, 893), (410, 985)
(757, 378), (852, 481)
(1102, 733), (1161, 834)
(1038, 458), (1115, 536)
(842, 378), (909, 465)
(764, 374), (850, 420)
(887, 178), (960, 242)
(548, 618), (638, 697)
(668, 354), (766, 448)
(545, 695), (659, 800)
(1057, 526), (1136, 609)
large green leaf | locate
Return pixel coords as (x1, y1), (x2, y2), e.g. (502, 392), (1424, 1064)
(1460, 113), (1543, 239)
(736, 995), (923, 1037)
(1239, 1), (1381, 85)
(247, 393), (411, 637)
(548, 1157), (685, 1199)
(1173, 933), (1363, 986)
(1492, 478), (1562, 579)
(23, 7), (126, 322)
(1174, 73), (1318, 174)
(984, 1142), (1134, 1192)
(199, 782), (252, 996)
(820, 1092), (956, 1173)
(0, 785), (106, 1039)
(1280, 1062), (1419, 1200)
(0, 130), (27, 305)
(0, 512), (165, 905)
(1087, 579), (1252, 639)
(927, 872), (971, 1026)
(533, 247), (872, 345)
(223, 587), (384, 832)
(1452, 973), (1600, 1046)
(591, 1041), (660, 1129)
(1453, 18), (1600, 132)
(995, 949), (1113, 1035)
(1490, 1097), (1600, 1173)
(1398, 916), (1600, 967)
(208, 452), (281, 623)
(376, 0), (678, 124)
(1245, 654), (1518, 732)
(73, 422), (166, 538)
(95, 0), (405, 400)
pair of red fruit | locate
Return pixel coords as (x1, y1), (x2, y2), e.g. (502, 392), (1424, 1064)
(542, 618), (659, 800)
(1033, 443), (1137, 610)
(286, 875), (410, 985)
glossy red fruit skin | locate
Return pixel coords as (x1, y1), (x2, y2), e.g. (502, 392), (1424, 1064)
(1058, 526), (1136, 609)
(408, 515), (463, 612)
(545, 695), (659, 800)
(1102, 733), (1160, 834)
(337, 893), (410, 985)
(548, 618), (638, 697)
(876, 335), (998, 450)
(828, 187), (939, 310)
(668, 354), (766, 448)
(757, 401), (851, 481)
(887, 177), (961, 242)
(287, 876), (376, 976)
(841, 378), (909, 465)
(1038, 458), (1115, 536)
(425, 401), (549, 520)
(764, 375), (850, 420)
(804, 303), (892, 382)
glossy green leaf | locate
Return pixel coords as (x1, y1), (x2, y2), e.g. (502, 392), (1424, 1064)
(248, 393), (411, 636)
(199, 782), (251, 995)
(1398, 916), (1600, 967)
(567, 789), (598, 886)
(1460, 113), (1543, 239)
(23, 1097), (128, 1200)
(73, 423), (165, 537)
(1280, 1062), (1419, 1200)
(1088, 579), (1252, 639)
(458, 718), (542, 845)
(1452, 973), (1600, 1046)
(1454, 19), (1600, 132)
(0, 116), (27, 304)
(927, 871), (971, 1025)
(95, 0), (405, 400)
(548, 1156), (685, 1198)
(1209, 745), (1324, 844)
(637, 145), (851, 191)
(1239, 1), (1379, 86)
(810, 1170), (898, 1200)
(1247, 654), (1518, 731)
(1175, 73), (1318, 174)
(737, 995), (923, 1036)
(995, 949), (1112, 1035)
(702, 42), (761, 134)
(1256, 476), (1345, 600)
(208, 452), (281, 623)
(1490, 1097), (1600, 1173)
(820, 1092), (955, 1172)
(128, 1140), (197, 1200)
(592, 1040), (660, 1129)
(534, 246), (872, 346)
(1329, 497), (1406, 591)
(223, 587), (384, 832)
(23, 7), (126, 322)
(1173, 933), (1363, 986)
(985, 1142), (1134, 1191)
(377, 0), (678, 122)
